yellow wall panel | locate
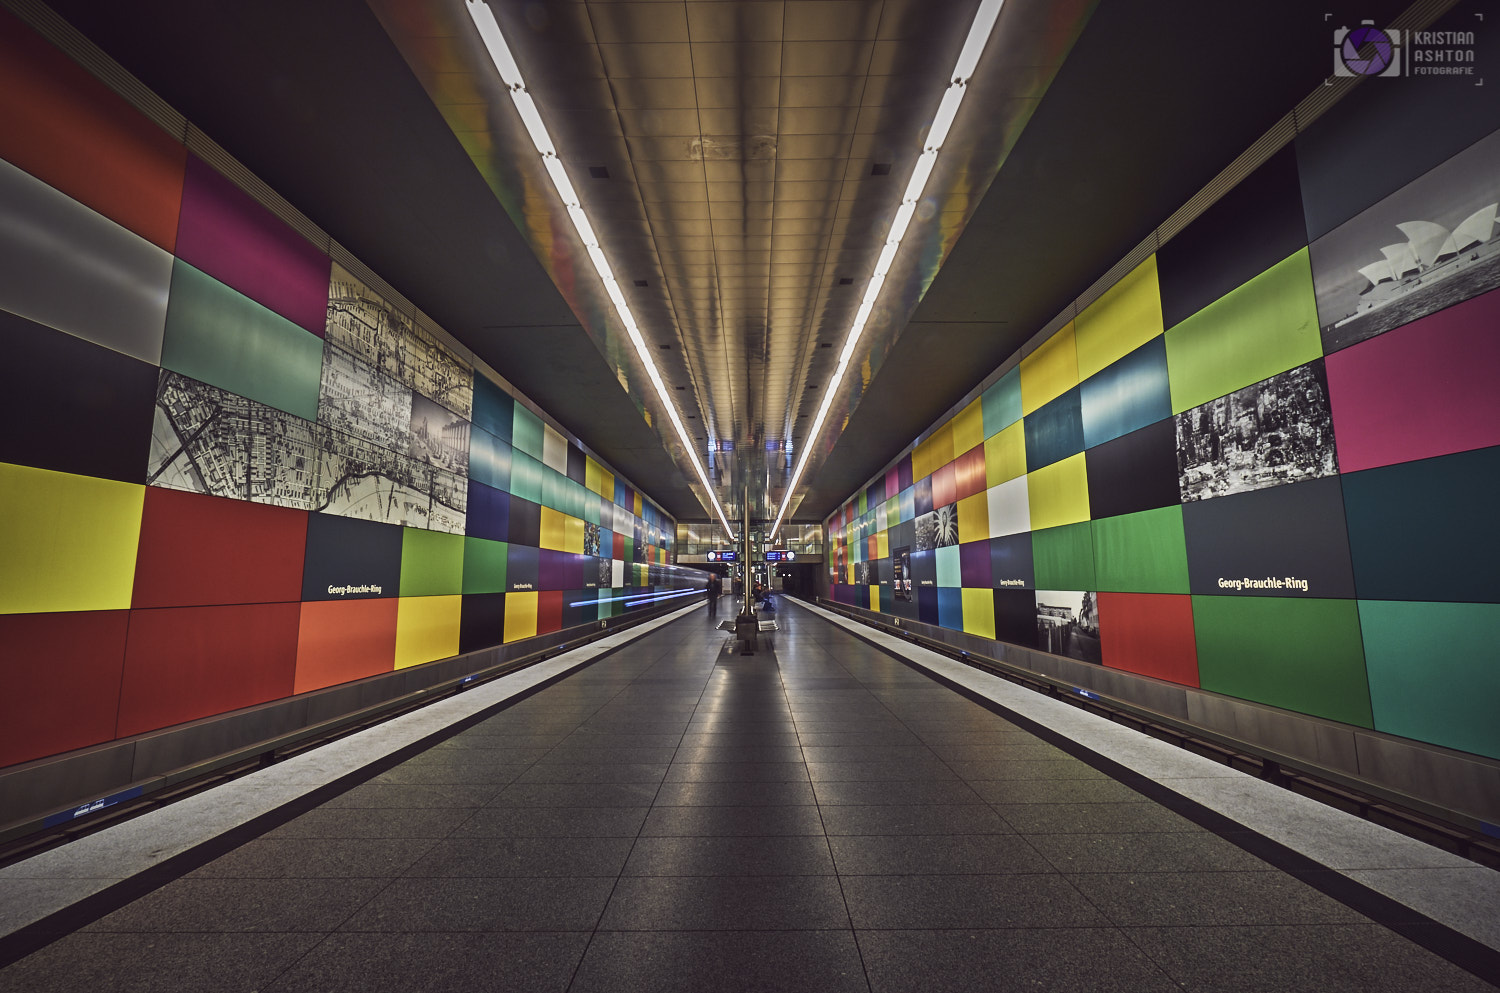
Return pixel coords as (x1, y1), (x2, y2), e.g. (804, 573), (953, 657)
(876, 530), (889, 560)
(1019, 321), (1078, 415)
(1074, 255), (1165, 380)
(1027, 453), (1091, 530)
(957, 492), (989, 543)
(563, 513), (585, 554)
(869, 586), (881, 613)
(912, 423), (954, 481)
(0, 463), (144, 614)
(950, 399), (984, 457)
(394, 594), (461, 669)
(585, 456), (603, 496)
(961, 588), (996, 639)
(600, 468), (614, 501)
(504, 591), (539, 643)
(983, 421), (1027, 486)
(633, 492), (643, 516)
(539, 506), (568, 551)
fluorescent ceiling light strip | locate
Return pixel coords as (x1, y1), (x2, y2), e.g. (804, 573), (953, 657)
(464, 0), (734, 538)
(771, 0), (1005, 540)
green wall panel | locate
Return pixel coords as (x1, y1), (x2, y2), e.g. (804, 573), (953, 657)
(1193, 595), (1372, 728)
(1360, 599), (1500, 761)
(399, 527), (464, 596)
(936, 545), (961, 588)
(510, 451), (543, 505)
(542, 467), (566, 512)
(982, 366), (1022, 437)
(161, 260), (322, 420)
(1092, 506), (1190, 593)
(461, 536), (509, 594)
(1165, 248), (1321, 414)
(512, 404), (544, 461)
(1032, 522), (1096, 591)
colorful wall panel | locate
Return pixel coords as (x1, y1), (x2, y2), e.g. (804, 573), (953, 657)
(829, 93), (1500, 765)
(0, 16), (703, 775)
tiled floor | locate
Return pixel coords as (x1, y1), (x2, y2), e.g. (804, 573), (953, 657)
(1, 605), (1496, 992)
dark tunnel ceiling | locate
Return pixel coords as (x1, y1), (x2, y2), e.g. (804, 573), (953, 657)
(45, 0), (1411, 523)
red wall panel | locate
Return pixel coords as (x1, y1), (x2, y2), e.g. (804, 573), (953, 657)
(537, 590), (564, 635)
(931, 462), (958, 509)
(1097, 592), (1199, 687)
(117, 602), (300, 736)
(0, 610), (129, 767)
(133, 488), (308, 608)
(953, 444), (987, 501)
(294, 598), (398, 694)
(0, 8), (185, 252)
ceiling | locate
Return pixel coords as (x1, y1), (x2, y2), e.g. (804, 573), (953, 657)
(42, 0), (1411, 526)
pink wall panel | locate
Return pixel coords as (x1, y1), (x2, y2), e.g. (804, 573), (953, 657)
(1327, 288), (1500, 473)
(174, 155), (331, 336)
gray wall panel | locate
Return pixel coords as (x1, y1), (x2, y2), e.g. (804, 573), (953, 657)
(0, 157), (171, 364)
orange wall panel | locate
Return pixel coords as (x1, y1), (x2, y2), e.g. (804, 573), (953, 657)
(293, 598), (398, 694)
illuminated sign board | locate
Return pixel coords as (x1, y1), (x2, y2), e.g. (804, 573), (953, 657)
(707, 550), (738, 562)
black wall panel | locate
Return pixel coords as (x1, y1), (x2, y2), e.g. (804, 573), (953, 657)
(1181, 476), (1356, 598)
(458, 592), (506, 654)
(989, 534), (1035, 589)
(993, 589), (1040, 648)
(1, 310), (157, 483)
(1157, 146), (1308, 328)
(301, 513), (402, 601)
(1085, 417), (1180, 519)
(507, 496), (541, 547)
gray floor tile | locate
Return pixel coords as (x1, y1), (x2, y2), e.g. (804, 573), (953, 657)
(929, 744), (1072, 763)
(623, 835), (836, 876)
(570, 931), (868, 993)
(539, 746), (680, 765)
(640, 805), (827, 837)
(813, 780), (984, 805)
(663, 762), (810, 782)
(1071, 871), (1371, 926)
(804, 760), (961, 782)
(599, 875), (848, 930)
(85, 877), (390, 932)
(492, 783), (661, 807)
(403, 836), (633, 877)
(841, 873), (1107, 928)
(795, 731), (924, 747)
(671, 745), (807, 764)
(264, 932), (588, 993)
(187, 837), (439, 878)
(994, 802), (1199, 834)
(653, 780), (817, 806)
(449, 805), (649, 838)
(0, 932), (327, 993)
(970, 778), (1146, 804)
(943, 759), (1106, 781)
(513, 762), (669, 784)
(1127, 924), (1500, 992)
(338, 876), (615, 931)
(264, 807), (474, 839)
(859, 928), (1181, 993)
(820, 804), (1013, 836)
(800, 745), (936, 764)
(320, 783), (500, 808)
(1028, 832), (1273, 873)
(828, 834), (1051, 875)
(369, 764), (526, 786)
(676, 733), (803, 748)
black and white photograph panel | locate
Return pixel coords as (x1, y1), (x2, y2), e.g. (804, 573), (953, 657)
(1176, 361), (1339, 503)
(1311, 126), (1500, 353)
(1034, 589), (1102, 664)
